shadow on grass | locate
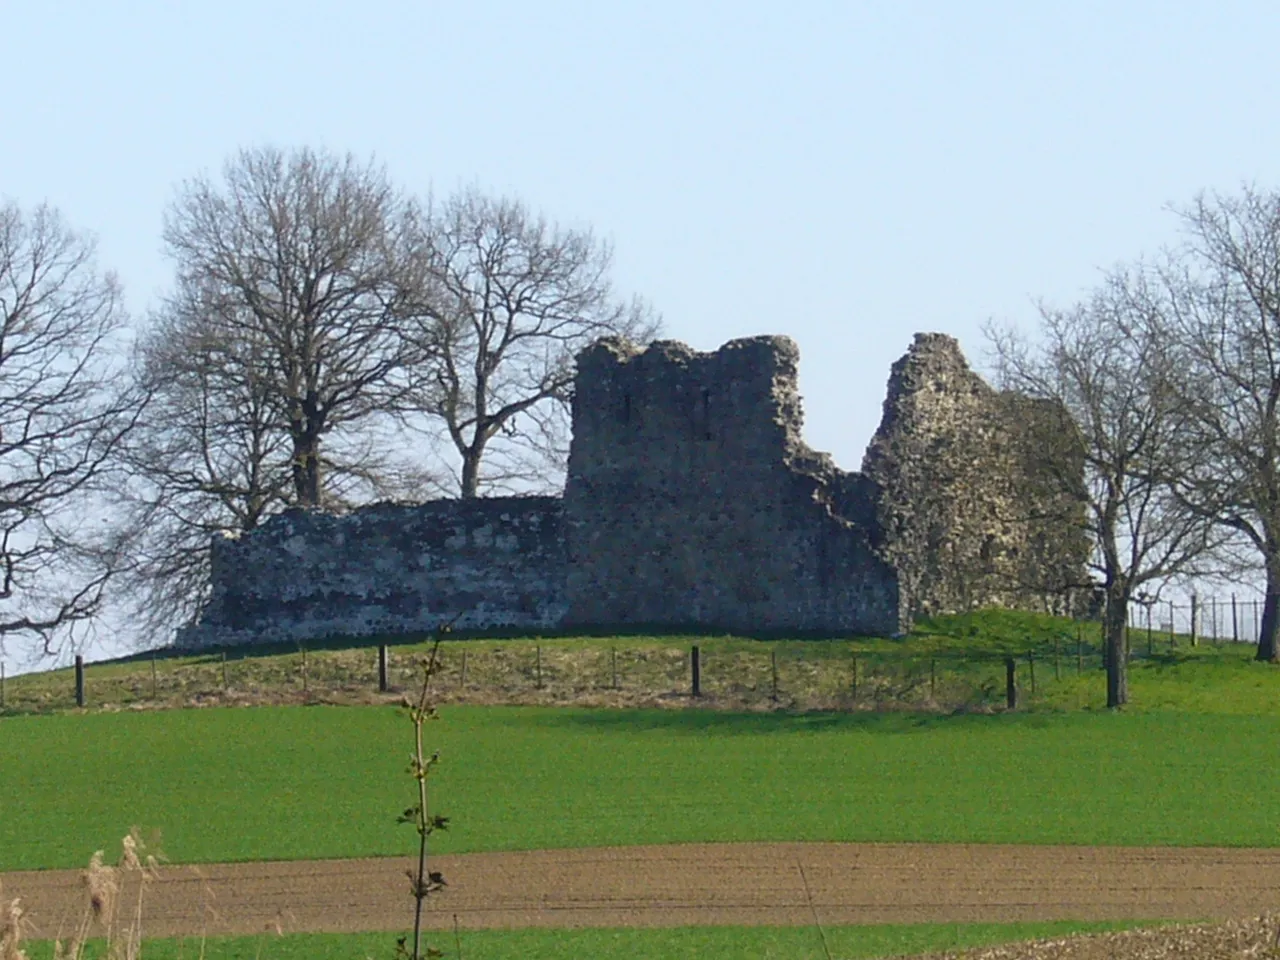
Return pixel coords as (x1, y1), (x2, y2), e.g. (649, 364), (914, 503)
(512, 703), (1063, 737)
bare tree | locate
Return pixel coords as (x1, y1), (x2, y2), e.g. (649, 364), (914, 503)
(410, 189), (659, 497)
(1162, 186), (1280, 662)
(111, 147), (442, 639)
(988, 267), (1222, 706)
(0, 201), (143, 657)
(117, 276), (434, 640)
(161, 146), (435, 507)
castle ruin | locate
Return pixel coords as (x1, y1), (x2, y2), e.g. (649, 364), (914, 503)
(177, 332), (1087, 647)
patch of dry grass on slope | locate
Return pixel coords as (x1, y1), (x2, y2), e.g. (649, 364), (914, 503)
(908, 914), (1280, 959)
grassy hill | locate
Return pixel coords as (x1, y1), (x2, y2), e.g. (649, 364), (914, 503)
(3, 609), (1273, 715)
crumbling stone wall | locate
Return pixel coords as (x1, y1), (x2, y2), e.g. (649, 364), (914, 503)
(177, 497), (566, 647)
(178, 331), (1087, 649)
(862, 333), (1088, 619)
(562, 336), (902, 635)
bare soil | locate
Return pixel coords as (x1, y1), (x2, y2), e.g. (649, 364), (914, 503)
(6, 842), (1280, 941)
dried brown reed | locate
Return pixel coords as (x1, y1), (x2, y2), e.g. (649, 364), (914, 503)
(1, 882), (30, 960)
(44, 832), (161, 960)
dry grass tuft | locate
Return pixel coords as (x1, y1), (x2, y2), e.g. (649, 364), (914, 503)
(1, 883), (29, 960)
(907, 914), (1280, 959)
(51, 833), (161, 960)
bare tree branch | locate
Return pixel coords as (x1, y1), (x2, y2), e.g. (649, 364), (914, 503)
(408, 189), (660, 497)
(0, 200), (143, 657)
(1161, 185), (1280, 661)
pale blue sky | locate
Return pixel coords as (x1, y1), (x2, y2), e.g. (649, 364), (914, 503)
(5, 2), (1278, 469)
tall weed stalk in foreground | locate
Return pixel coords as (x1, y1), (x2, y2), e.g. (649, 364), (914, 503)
(397, 639), (449, 960)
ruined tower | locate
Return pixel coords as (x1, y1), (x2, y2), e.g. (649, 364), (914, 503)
(562, 336), (902, 635)
(862, 333), (1088, 618)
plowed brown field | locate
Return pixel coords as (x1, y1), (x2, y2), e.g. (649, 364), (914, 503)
(5, 843), (1280, 939)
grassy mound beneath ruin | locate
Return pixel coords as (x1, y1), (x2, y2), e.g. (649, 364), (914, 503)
(1, 609), (1270, 715)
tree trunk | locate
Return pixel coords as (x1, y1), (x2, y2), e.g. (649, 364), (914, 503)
(1104, 589), (1129, 708)
(460, 449), (481, 499)
(1258, 563), (1280, 662)
(291, 434), (323, 506)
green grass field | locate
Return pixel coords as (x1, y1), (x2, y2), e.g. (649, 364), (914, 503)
(19, 921), (1151, 960)
(3, 701), (1279, 872)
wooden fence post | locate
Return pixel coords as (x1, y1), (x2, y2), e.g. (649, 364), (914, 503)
(1169, 599), (1176, 649)
(1232, 594), (1239, 643)
(535, 645), (543, 689)
(460, 650), (468, 688)
(75, 654), (84, 707)
(378, 644), (388, 692)
(611, 647), (618, 690)
(1005, 657), (1016, 710)
(691, 645), (701, 698)
(770, 650), (779, 702)
(1190, 595), (1198, 647)
(1147, 604), (1154, 657)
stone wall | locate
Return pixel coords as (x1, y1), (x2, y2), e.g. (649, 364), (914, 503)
(861, 333), (1088, 619)
(562, 336), (902, 635)
(177, 497), (566, 647)
(177, 331), (1088, 649)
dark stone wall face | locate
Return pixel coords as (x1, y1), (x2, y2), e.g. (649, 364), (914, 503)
(861, 333), (1089, 619)
(177, 497), (566, 648)
(562, 336), (902, 635)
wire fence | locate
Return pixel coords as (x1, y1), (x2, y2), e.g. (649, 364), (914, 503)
(1127, 594), (1264, 646)
(0, 609), (1258, 716)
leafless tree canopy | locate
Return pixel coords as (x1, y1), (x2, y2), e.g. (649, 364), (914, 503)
(161, 146), (435, 507)
(1161, 186), (1280, 661)
(410, 189), (660, 497)
(988, 267), (1222, 705)
(0, 201), (142, 656)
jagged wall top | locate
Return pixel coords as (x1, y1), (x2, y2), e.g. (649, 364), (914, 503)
(863, 331), (1088, 617)
(574, 334), (807, 458)
(563, 333), (901, 634)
